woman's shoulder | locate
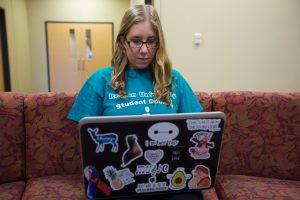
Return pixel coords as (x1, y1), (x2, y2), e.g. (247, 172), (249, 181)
(93, 66), (113, 76)
(171, 68), (184, 81)
(88, 66), (112, 81)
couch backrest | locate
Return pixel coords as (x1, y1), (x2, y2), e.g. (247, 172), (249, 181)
(24, 92), (82, 179)
(0, 92), (26, 183)
(194, 91), (212, 112)
(212, 91), (300, 181)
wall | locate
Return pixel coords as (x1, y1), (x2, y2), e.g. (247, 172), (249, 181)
(0, 0), (32, 92)
(156, 0), (300, 92)
(26, 0), (130, 92)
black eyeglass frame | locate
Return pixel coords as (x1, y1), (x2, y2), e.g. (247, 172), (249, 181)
(125, 39), (159, 49)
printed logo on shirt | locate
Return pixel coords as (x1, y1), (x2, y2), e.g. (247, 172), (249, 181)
(108, 91), (177, 110)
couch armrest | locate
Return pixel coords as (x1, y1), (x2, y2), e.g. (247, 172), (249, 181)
(0, 92), (26, 183)
(212, 91), (300, 180)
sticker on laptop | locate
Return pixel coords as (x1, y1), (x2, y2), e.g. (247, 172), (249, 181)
(88, 128), (119, 153)
(144, 149), (164, 165)
(103, 165), (135, 191)
(135, 176), (168, 193)
(189, 131), (215, 159)
(135, 163), (169, 176)
(166, 167), (191, 190)
(145, 122), (179, 147)
(186, 119), (221, 132)
(83, 165), (112, 198)
(121, 134), (143, 167)
(188, 165), (211, 189)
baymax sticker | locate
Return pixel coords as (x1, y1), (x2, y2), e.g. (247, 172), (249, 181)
(121, 135), (143, 167)
(146, 122), (179, 147)
(189, 132), (215, 159)
(166, 167), (191, 190)
(103, 165), (135, 191)
(88, 128), (118, 153)
(188, 165), (211, 189)
(135, 176), (168, 193)
(144, 149), (164, 165)
(186, 119), (221, 132)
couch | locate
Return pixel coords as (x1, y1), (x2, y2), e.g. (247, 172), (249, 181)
(0, 91), (299, 200)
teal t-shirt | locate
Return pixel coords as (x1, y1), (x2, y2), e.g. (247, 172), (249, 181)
(68, 66), (202, 122)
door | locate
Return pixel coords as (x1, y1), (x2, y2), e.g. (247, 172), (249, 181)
(46, 22), (113, 92)
(0, 8), (11, 92)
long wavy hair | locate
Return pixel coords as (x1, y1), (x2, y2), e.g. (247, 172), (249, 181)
(111, 4), (173, 106)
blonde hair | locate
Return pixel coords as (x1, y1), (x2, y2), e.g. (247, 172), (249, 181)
(111, 4), (173, 106)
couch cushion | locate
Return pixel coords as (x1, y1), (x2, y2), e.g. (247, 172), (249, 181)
(0, 92), (26, 183)
(195, 92), (212, 111)
(212, 92), (300, 180)
(0, 181), (25, 200)
(21, 174), (84, 200)
(24, 92), (81, 179)
(201, 188), (219, 200)
(216, 175), (300, 200)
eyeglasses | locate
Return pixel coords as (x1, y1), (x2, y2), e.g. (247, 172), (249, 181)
(126, 39), (159, 49)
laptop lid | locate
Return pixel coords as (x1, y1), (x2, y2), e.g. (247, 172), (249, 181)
(79, 112), (225, 199)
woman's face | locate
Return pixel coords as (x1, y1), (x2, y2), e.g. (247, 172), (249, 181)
(123, 20), (158, 69)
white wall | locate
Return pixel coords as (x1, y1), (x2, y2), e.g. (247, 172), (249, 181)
(27, 0), (130, 92)
(156, 0), (300, 92)
(0, 0), (32, 92)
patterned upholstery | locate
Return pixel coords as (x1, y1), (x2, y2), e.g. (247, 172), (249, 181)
(0, 92), (26, 184)
(24, 92), (82, 179)
(0, 181), (25, 200)
(201, 188), (219, 200)
(195, 92), (211, 112)
(216, 175), (300, 200)
(212, 92), (300, 180)
(2, 91), (300, 200)
(21, 174), (85, 200)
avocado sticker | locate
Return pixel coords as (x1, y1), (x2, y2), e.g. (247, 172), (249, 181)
(166, 167), (191, 190)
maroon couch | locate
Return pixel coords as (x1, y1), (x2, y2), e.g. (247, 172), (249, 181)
(0, 91), (299, 199)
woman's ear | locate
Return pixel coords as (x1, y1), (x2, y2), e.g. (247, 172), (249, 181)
(120, 36), (126, 46)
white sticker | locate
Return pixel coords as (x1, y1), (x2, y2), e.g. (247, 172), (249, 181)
(148, 122), (179, 141)
(146, 122), (179, 147)
(186, 119), (221, 132)
(103, 166), (135, 191)
(88, 128), (119, 153)
(189, 132), (215, 159)
(144, 149), (164, 165)
(135, 177), (168, 193)
(121, 135), (143, 168)
(135, 164), (169, 176)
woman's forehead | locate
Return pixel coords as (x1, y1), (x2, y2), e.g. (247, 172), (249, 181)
(127, 21), (156, 38)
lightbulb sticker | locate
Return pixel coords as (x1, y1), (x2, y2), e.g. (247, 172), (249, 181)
(135, 175), (168, 193)
(146, 122), (179, 147)
(121, 135), (143, 168)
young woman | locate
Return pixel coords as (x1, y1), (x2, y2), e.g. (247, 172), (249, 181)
(68, 4), (203, 200)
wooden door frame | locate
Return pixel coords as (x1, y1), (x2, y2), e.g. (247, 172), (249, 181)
(45, 21), (114, 92)
(0, 7), (11, 91)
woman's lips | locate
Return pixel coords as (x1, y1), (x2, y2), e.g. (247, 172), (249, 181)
(137, 58), (150, 64)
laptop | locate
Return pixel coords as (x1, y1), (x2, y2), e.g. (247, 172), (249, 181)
(79, 112), (225, 199)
